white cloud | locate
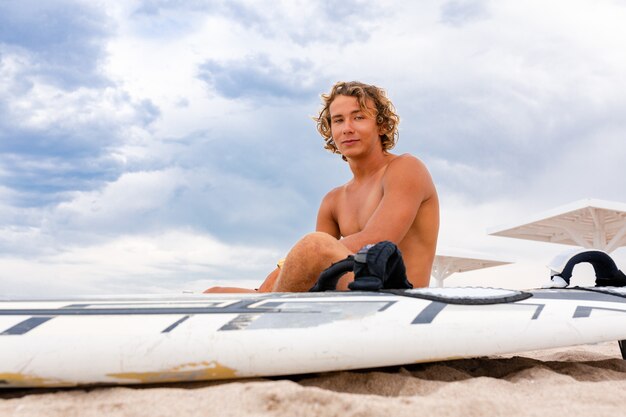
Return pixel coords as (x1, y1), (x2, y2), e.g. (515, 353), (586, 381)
(54, 169), (187, 227)
(526, 127), (626, 204)
(0, 229), (280, 297)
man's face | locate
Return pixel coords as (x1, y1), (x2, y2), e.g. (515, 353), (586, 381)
(329, 95), (381, 160)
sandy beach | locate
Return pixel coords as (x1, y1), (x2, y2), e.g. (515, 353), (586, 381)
(1, 342), (624, 417)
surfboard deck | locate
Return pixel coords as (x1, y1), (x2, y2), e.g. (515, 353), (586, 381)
(1, 286), (626, 388)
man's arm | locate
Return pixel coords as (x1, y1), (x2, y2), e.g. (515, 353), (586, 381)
(315, 188), (341, 238)
(340, 155), (432, 253)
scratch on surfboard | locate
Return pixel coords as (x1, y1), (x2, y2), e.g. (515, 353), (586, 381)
(0, 372), (70, 388)
(108, 360), (237, 384)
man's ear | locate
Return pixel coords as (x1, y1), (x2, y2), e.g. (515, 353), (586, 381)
(376, 116), (388, 136)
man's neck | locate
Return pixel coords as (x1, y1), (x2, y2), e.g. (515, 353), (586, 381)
(347, 151), (391, 181)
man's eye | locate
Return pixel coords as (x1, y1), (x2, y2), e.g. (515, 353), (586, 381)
(333, 119), (343, 124)
(355, 115), (364, 120)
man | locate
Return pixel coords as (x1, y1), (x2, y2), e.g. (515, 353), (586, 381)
(206, 81), (439, 293)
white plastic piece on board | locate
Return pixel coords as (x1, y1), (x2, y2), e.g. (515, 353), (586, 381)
(547, 248), (590, 276)
(541, 275), (569, 289)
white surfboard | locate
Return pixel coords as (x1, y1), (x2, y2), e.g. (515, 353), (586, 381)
(1, 286), (626, 388)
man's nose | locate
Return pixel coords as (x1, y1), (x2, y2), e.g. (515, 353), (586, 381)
(342, 119), (354, 134)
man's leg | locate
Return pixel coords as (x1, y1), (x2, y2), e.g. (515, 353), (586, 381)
(204, 268), (280, 293)
(203, 286), (257, 293)
(205, 232), (353, 293)
(268, 232), (353, 292)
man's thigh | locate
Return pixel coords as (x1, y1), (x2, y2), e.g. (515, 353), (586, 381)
(273, 232), (352, 292)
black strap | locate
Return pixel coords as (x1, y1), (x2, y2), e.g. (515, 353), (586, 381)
(309, 256), (354, 292)
(349, 241), (412, 291)
(309, 241), (412, 292)
(555, 250), (626, 287)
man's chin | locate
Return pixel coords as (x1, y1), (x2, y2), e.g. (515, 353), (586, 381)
(342, 151), (364, 160)
(339, 149), (359, 158)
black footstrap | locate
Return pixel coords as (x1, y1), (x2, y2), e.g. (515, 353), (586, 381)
(309, 256), (354, 292)
(309, 241), (412, 292)
(554, 250), (626, 287)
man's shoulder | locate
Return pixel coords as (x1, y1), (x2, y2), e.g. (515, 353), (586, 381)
(385, 153), (429, 175)
(322, 184), (346, 203)
(383, 153), (435, 195)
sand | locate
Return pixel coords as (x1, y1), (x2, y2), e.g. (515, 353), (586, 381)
(1, 342), (625, 417)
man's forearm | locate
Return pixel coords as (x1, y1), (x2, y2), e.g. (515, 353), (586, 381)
(340, 232), (380, 254)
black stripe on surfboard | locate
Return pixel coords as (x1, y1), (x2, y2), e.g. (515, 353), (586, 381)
(0, 299), (280, 316)
(412, 301), (447, 324)
(529, 303), (545, 320)
(573, 305), (626, 318)
(530, 290), (625, 303)
(0, 299), (397, 334)
(511, 303), (546, 320)
(161, 315), (191, 333)
(0, 298), (397, 317)
(0, 307), (279, 316)
(1, 317), (53, 335)
(411, 301), (547, 324)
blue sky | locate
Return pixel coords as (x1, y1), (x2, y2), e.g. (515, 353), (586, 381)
(1, 0), (625, 296)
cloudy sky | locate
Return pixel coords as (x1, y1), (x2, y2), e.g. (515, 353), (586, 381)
(1, 0), (625, 296)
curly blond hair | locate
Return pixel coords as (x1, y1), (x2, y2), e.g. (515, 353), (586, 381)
(315, 81), (399, 160)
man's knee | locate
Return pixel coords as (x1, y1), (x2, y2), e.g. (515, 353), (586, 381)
(274, 232), (349, 292)
(296, 231), (337, 249)
(291, 232), (346, 260)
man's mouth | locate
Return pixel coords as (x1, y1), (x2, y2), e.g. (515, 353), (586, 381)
(342, 139), (359, 145)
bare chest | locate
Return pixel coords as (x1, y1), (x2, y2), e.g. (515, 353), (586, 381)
(335, 181), (384, 237)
